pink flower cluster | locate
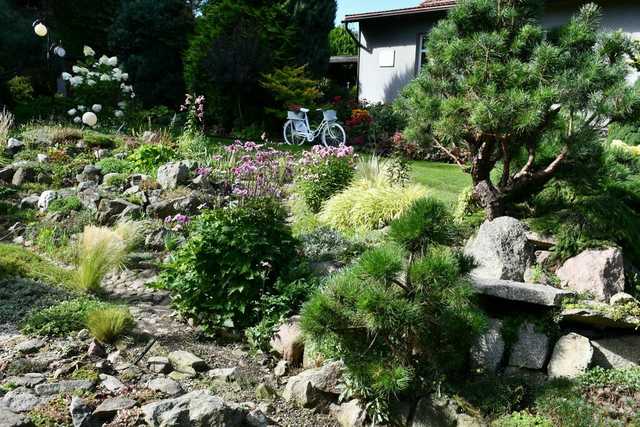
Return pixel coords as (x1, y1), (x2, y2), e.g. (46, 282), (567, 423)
(181, 94), (205, 123)
(299, 144), (355, 166)
(164, 214), (191, 231)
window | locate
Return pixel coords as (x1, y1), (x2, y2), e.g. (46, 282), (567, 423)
(416, 33), (429, 74)
(379, 49), (395, 67)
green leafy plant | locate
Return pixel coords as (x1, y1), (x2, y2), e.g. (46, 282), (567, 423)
(48, 196), (83, 215)
(128, 143), (176, 174)
(86, 306), (134, 343)
(96, 157), (134, 174)
(21, 298), (109, 337)
(261, 65), (322, 118)
(492, 412), (553, 427)
(158, 198), (297, 330)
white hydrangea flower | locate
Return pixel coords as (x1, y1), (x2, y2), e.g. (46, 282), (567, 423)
(69, 76), (83, 86)
(114, 110), (124, 118)
(99, 55), (110, 65)
(61, 72), (72, 81)
(121, 73), (128, 81)
(83, 45), (95, 57)
(67, 108), (77, 116)
(77, 105), (86, 112)
(100, 74), (111, 81)
(117, 101), (127, 109)
(87, 79), (96, 86)
(73, 116), (82, 123)
(130, 92), (136, 99)
(107, 56), (118, 67)
(121, 84), (133, 93)
(92, 104), (102, 113)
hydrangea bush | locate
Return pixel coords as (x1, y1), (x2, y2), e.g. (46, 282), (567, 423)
(62, 46), (135, 126)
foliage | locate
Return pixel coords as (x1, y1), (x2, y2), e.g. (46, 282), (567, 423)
(86, 306), (134, 343)
(0, 108), (13, 145)
(260, 65), (322, 118)
(158, 198), (297, 330)
(366, 103), (407, 151)
(329, 26), (357, 57)
(295, 144), (355, 212)
(397, 0), (639, 218)
(109, 0), (195, 107)
(608, 122), (640, 147)
(96, 157), (134, 174)
(48, 196), (83, 215)
(21, 298), (109, 337)
(7, 76), (34, 104)
(492, 412), (553, 427)
(128, 143), (176, 174)
(0, 243), (73, 287)
(299, 227), (364, 264)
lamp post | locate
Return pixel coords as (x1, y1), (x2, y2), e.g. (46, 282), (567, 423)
(33, 19), (67, 94)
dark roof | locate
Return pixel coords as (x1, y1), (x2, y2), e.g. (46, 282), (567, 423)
(343, 0), (456, 23)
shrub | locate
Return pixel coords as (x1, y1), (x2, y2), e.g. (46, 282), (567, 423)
(96, 157), (134, 174)
(296, 145), (355, 212)
(0, 243), (72, 287)
(260, 65), (322, 119)
(7, 76), (34, 104)
(319, 179), (429, 233)
(389, 197), (456, 253)
(493, 412), (553, 427)
(158, 198), (297, 330)
(83, 132), (120, 149)
(128, 143), (176, 174)
(299, 227), (364, 264)
(48, 196), (83, 215)
(608, 122), (640, 147)
(86, 306), (134, 343)
(103, 173), (128, 188)
(21, 298), (109, 337)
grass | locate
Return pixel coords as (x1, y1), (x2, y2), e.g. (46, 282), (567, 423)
(410, 161), (470, 206)
(0, 243), (73, 287)
(86, 306), (134, 343)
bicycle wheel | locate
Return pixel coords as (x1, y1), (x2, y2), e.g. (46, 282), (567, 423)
(321, 122), (346, 147)
(283, 120), (306, 145)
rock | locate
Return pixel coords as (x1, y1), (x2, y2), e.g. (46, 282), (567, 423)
(142, 131), (159, 143)
(526, 231), (556, 250)
(4, 373), (46, 388)
(470, 319), (505, 373)
(103, 173), (123, 187)
(503, 367), (548, 386)
(147, 377), (183, 396)
(330, 400), (367, 427)
(77, 187), (101, 211)
(88, 340), (106, 358)
(38, 190), (57, 211)
(69, 396), (92, 427)
(535, 250), (552, 266)
(146, 195), (202, 218)
(77, 165), (102, 184)
(508, 322), (550, 370)
(302, 340), (325, 369)
(6, 138), (24, 155)
(168, 351), (207, 375)
(471, 276), (574, 307)
(168, 371), (195, 381)
(15, 338), (45, 354)
(0, 165), (15, 183)
(547, 333), (593, 379)
(610, 292), (636, 305)
(592, 336), (640, 369)
(0, 407), (29, 426)
(274, 360), (290, 378)
(96, 198), (138, 225)
(99, 374), (124, 392)
(93, 396), (137, 416)
(37, 153), (48, 163)
(412, 394), (485, 427)
(77, 180), (97, 192)
(208, 367), (238, 382)
(556, 248), (625, 302)
(270, 316), (304, 365)
(464, 217), (531, 281)
(283, 361), (344, 408)
(560, 307), (640, 329)
(142, 390), (246, 427)
(148, 356), (171, 374)
(2, 389), (40, 412)
(255, 383), (276, 401)
(19, 195), (40, 209)
(35, 379), (95, 396)
(129, 173), (151, 187)
(246, 408), (269, 427)
(12, 168), (33, 186)
(156, 161), (190, 190)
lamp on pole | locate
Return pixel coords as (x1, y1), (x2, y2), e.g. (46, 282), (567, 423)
(33, 19), (67, 94)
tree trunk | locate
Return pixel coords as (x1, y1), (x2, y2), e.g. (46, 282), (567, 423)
(473, 180), (504, 220)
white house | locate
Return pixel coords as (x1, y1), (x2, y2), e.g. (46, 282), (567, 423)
(344, 0), (640, 104)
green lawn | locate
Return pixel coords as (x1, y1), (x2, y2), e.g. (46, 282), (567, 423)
(410, 161), (470, 206)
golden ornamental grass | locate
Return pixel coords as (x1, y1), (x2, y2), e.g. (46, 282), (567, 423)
(85, 307), (133, 344)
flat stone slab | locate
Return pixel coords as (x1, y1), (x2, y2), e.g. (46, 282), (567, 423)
(561, 308), (640, 329)
(471, 276), (574, 307)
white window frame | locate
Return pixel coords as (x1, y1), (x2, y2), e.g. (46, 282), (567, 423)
(416, 33), (429, 74)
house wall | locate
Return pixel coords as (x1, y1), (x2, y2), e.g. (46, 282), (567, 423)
(357, 0), (640, 104)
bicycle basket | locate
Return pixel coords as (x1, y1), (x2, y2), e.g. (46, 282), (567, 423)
(287, 111), (304, 120)
(323, 109), (337, 122)
(294, 121), (307, 132)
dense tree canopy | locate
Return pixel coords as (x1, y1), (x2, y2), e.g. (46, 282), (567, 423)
(398, 0), (639, 218)
(329, 26), (358, 57)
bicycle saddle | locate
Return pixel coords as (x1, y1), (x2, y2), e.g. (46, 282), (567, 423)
(300, 108), (310, 113)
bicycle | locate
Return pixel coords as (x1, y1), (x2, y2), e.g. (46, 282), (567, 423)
(283, 108), (346, 147)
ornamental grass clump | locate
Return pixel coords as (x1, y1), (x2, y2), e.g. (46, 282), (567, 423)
(301, 197), (486, 422)
(85, 306), (134, 344)
(0, 108), (13, 144)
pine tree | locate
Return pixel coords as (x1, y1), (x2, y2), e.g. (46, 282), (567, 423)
(398, 0), (639, 218)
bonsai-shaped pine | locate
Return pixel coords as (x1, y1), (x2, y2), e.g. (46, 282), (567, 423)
(398, 0), (639, 219)
(300, 197), (486, 422)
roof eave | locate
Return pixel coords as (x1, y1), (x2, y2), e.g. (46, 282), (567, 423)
(343, 4), (454, 23)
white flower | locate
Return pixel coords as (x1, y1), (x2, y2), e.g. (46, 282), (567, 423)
(107, 56), (118, 67)
(73, 116), (82, 123)
(99, 55), (110, 65)
(67, 108), (77, 116)
(112, 68), (121, 75)
(69, 76), (83, 87)
(72, 65), (81, 73)
(121, 84), (133, 93)
(83, 45), (95, 57)
(121, 73), (128, 81)
(92, 104), (102, 113)
(100, 74), (111, 81)
(130, 92), (136, 99)
(87, 79), (96, 86)
(114, 110), (124, 118)
(77, 105), (86, 112)
(61, 72), (72, 81)
(117, 101), (127, 109)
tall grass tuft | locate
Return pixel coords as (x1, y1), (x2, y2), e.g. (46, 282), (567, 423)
(85, 306), (134, 343)
(0, 108), (14, 144)
(75, 223), (139, 293)
(355, 155), (391, 187)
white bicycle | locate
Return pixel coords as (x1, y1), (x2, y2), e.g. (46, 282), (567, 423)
(283, 108), (346, 147)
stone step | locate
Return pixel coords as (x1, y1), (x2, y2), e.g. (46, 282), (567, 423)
(560, 308), (640, 329)
(471, 276), (574, 307)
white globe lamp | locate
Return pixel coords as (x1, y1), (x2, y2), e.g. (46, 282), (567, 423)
(82, 112), (98, 127)
(33, 21), (48, 37)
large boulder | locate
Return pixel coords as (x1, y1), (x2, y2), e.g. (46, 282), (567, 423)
(141, 390), (246, 427)
(168, 350), (207, 376)
(157, 161), (190, 190)
(96, 198), (140, 225)
(470, 319), (505, 373)
(471, 277), (573, 307)
(464, 217), (531, 281)
(146, 195), (202, 219)
(508, 322), (550, 370)
(37, 190), (58, 211)
(270, 316), (304, 365)
(76, 165), (102, 184)
(547, 333), (593, 379)
(0, 407), (30, 427)
(6, 138), (24, 155)
(283, 361), (344, 409)
(556, 248), (625, 302)
(412, 395), (485, 427)
(330, 400), (367, 427)
(2, 389), (41, 412)
(591, 336), (640, 369)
